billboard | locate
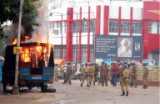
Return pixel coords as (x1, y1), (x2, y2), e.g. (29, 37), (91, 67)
(95, 36), (143, 60)
(96, 36), (117, 59)
(117, 37), (133, 58)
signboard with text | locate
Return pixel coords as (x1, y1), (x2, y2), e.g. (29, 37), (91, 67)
(95, 35), (143, 61)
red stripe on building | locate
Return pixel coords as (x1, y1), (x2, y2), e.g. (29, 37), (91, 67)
(103, 6), (109, 36)
(66, 8), (73, 62)
(143, 1), (160, 59)
(118, 6), (122, 36)
(96, 5), (101, 36)
(87, 6), (91, 63)
(130, 7), (133, 36)
(78, 7), (82, 63)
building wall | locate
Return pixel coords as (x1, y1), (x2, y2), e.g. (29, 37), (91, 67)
(48, 1), (160, 62)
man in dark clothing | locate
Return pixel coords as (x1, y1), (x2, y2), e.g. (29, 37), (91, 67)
(111, 63), (119, 86)
(100, 63), (108, 87)
(64, 62), (72, 85)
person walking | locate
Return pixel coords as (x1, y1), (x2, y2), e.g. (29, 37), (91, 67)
(111, 62), (119, 86)
(63, 64), (67, 84)
(64, 62), (73, 85)
(129, 63), (137, 88)
(120, 64), (130, 96)
(100, 63), (108, 87)
(93, 64), (99, 86)
(80, 64), (87, 87)
(86, 63), (94, 87)
(143, 63), (149, 89)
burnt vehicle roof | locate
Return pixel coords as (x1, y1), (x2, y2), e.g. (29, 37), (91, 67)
(7, 42), (51, 47)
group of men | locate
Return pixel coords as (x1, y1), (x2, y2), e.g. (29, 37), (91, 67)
(61, 61), (149, 96)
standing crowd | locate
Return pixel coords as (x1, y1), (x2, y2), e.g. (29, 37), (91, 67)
(55, 61), (149, 96)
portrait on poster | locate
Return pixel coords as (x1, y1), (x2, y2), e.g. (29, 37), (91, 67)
(117, 38), (132, 57)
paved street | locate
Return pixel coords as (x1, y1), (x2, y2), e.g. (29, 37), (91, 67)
(0, 80), (159, 104)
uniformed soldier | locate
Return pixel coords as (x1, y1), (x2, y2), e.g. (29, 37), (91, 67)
(86, 63), (94, 87)
(129, 63), (137, 88)
(143, 63), (149, 89)
(93, 64), (99, 86)
(100, 63), (108, 87)
(120, 64), (130, 96)
(80, 63), (95, 87)
(80, 64), (86, 87)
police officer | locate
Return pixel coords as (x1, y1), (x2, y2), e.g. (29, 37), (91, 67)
(120, 64), (130, 96)
(143, 63), (149, 89)
(86, 63), (93, 87)
(93, 64), (99, 86)
(80, 64), (86, 87)
(100, 63), (108, 87)
(130, 63), (137, 88)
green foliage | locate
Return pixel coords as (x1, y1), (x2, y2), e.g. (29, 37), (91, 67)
(0, 0), (38, 34)
(0, 0), (38, 56)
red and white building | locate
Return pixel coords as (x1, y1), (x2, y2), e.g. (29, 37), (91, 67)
(48, 0), (160, 64)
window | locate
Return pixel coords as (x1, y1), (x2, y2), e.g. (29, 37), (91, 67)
(132, 22), (142, 33)
(72, 19), (95, 33)
(109, 20), (118, 32)
(148, 22), (159, 34)
(72, 21), (79, 33)
(90, 19), (96, 33)
(82, 19), (87, 32)
(121, 21), (129, 33)
(51, 22), (60, 35)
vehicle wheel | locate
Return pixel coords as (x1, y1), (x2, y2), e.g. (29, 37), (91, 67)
(28, 86), (32, 91)
(2, 83), (7, 93)
(41, 83), (48, 92)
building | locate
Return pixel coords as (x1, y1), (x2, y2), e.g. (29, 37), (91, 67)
(47, 0), (160, 64)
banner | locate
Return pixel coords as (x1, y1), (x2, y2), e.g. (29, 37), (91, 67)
(95, 36), (142, 60)
(96, 36), (117, 59)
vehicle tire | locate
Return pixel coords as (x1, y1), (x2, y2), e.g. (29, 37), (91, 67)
(28, 86), (32, 91)
(41, 83), (48, 92)
(2, 82), (7, 93)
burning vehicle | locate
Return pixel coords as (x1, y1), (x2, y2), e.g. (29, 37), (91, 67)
(2, 42), (55, 92)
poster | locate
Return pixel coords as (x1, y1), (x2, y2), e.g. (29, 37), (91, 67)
(117, 37), (133, 58)
(95, 36), (142, 60)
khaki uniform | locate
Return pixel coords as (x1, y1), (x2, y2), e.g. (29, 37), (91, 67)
(100, 64), (108, 86)
(130, 65), (137, 87)
(80, 66), (95, 87)
(120, 68), (129, 96)
(143, 67), (149, 89)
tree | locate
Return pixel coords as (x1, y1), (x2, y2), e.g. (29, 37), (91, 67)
(0, 0), (38, 55)
(0, 0), (38, 35)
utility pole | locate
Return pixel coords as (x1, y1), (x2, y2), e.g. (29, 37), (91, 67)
(13, 0), (24, 94)
(60, 14), (63, 59)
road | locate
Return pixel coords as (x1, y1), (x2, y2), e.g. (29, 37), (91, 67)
(0, 80), (159, 104)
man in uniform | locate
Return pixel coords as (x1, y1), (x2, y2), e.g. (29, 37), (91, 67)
(100, 62), (108, 87)
(93, 64), (99, 86)
(80, 64), (86, 87)
(143, 63), (149, 89)
(130, 63), (137, 87)
(80, 63), (95, 87)
(120, 64), (130, 96)
(86, 63), (94, 87)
